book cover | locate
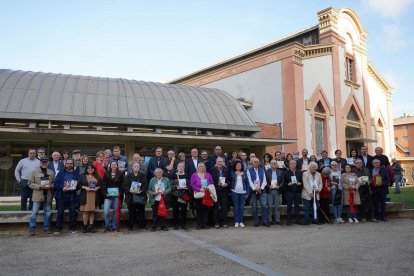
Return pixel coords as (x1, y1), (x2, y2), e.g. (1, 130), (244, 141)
(291, 176), (297, 184)
(107, 187), (119, 196)
(88, 182), (96, 190)
(201, 179), (208, 189)
(130, 181), (141, 193)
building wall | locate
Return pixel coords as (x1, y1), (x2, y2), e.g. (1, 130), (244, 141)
(202, 61), (283, 125)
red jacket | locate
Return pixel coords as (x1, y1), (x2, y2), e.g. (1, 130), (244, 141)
(320, 176), (331, 199)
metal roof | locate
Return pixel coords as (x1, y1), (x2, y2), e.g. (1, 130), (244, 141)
(0, 69), (259, 132)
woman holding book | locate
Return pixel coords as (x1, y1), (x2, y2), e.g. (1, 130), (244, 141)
(341, 164), (361, 223)
(190, 162), (214, 230)
(78, 163), (101, 233)
(124, 162), (148, 232)
(102, 161), (124, 232)
(330, 161), (344, 223)
(148, 168), (172, 231)
(169, 162), (189, 230)
(230, 160), (249, 228)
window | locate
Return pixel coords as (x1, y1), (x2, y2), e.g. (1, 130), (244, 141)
(315, 117), (325, 155)
(347, 106), (360, 122)
(346, 56), (354, 81)
(401, 125), (408, 129)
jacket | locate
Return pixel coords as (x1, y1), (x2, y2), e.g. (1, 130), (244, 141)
(341, 172), (361, 205)
(358, 154), (373, 170)
(185, 158), (203, 179)
(265, 168), (284, 193)
(54, 169), (80, 201)
(230, 171), (249, 194)
(147, 156), (169, 179)
(48, 161), (64, 175)
(302, 170), (322, 200)
(320, 175), (331, 200)
(148, 176), (171, 206)
(29, 167), (55, 203)
(124, 172), (148, 206)
(283, 169), (303, 194)
(102, 171), (124, 198)
(77, 174), (102, 207)
(370, 166), (390, 192)
(210, 166), (231, 191)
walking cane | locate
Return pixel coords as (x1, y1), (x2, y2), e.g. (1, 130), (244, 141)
(313, 189), (318, 221)
(320, 207), (332, 224)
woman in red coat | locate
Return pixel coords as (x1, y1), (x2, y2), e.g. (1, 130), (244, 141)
(319, 167), (332, 223)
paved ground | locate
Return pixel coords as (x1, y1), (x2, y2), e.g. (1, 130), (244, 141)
(1, 219), (413, 276)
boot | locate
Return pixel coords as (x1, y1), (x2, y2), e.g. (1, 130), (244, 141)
(89, 224), (95, 233)
(82, 224), (88, 233)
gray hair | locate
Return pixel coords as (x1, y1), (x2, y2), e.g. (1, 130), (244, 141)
(309, 161), (318, 169)
(154, 168), (163, 174)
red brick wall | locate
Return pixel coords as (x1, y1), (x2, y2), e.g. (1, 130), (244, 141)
(255, 122), (282, 155)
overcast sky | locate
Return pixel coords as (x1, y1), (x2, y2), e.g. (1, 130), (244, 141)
(1, 0), (413, 118)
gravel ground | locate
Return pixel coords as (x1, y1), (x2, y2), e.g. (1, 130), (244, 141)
(0, 219), (413, 276)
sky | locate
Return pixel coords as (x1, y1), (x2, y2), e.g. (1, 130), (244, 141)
(1, 0), (413, 118)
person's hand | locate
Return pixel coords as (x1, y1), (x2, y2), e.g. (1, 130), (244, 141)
(86, 187), (90, 192)
(288, 182), (292, 186)
(63, 187), (68, 192)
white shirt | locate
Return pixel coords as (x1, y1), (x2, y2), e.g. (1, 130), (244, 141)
(247, 167), (267, 191)
(192, 158), (198, 170)
(232, 175), (245, 194)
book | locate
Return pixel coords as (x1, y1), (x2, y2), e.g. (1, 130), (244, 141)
(88, 182), (96, 190)
(291, 176), (297, 184)
(219, 177), (227, 187)
(117, 161), (126, 170)
(130, 181), (141, 193)
(107, 187), (119, 196)
(311, 180), (317, 191)
(347, 158), (354, 165)
(359, 176), (369, 183)
(178, 179), (187, 189)
(348, 176), (356, 187)
(201, 179), (208, 189)
(332, 175), (340, 185)
(277, 161), (285, 168)
(64, 180), (77, 190)
(324, 159), (330, 166)
(270, 179), (277, 189)
(40, 177), (50, 189)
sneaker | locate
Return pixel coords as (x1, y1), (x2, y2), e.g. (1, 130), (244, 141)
(54, 231), (62, 235)
(82, 226), (88, 233)
(43, 229), (52, 234)
(335, 218), (340, 224)
(127, 228), (133, 232)
(339, 218), (345, 223)
(223, 224), (228, 228)
(353, 218), (359, 223)
(89, 226), (96, 233)
(70, 230), (78, 234)
(234, 223), (239, 228)
(371, 219), (379, 223)
(348, 218), (354, 223)
(239, 223), (245, 228)
(28, 230), (35, 236)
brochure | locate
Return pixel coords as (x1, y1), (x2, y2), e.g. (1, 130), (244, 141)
(277, 161), (285, 168)
(359, 176), (369, 183)
(270, 179), (278, 189)
(118, 161), (126, 170)
(130, 181), (141, 193)
(88, 182), (96, 190)
(311, 180), (317, 191)
(178, 179), (187, 189)
(201, 179), (208, 189)
(64, 180), (77, 190)
(291, 176), (297, 184)
(219, 177), (227, 187)
(40, 177), (50, 189)
(347, 158), (354, 165)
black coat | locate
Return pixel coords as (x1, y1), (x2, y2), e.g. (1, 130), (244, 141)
(147, 156), (169, 179)
(123, 172), (148, 206)
(265, 168), (284, 193)
(210, 166), (231, 191)
(185, 158), (202, 180)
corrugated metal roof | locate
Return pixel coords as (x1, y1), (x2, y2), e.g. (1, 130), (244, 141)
(0, 69), (259, 131)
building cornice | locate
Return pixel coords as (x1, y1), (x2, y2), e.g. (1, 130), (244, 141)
(303, 44), (333, 58)
(367, 62), (393, 96)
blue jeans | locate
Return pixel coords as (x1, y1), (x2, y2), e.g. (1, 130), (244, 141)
(56, 198), (77, 231)
(231, 192), (245, 224)
(104, 197), (119, 229)
(267, 190), (281, 223)
(331, 188), (343, 219)
(304, 198), (319, 224)
(20, 179), (33, 211)
(29, 200), (51, 230)
(251, 192), (268, 225)
(394, 175), (401, 193)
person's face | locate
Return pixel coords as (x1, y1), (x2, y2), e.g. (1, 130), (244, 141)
(155, 148), (162, 157)
(28, 150), (36, 160)
(216, 159), (224, 168)
(289, 160), (297, 170)
(40, 161), (48, 168)
(264, 156), (270, 162)
(249, 154), (256, 160)
(361, 147), (367, 155)
(355, 160), (363, 169)
(309, 165), (317, 173)
(281, 152), (286, 158)
(37, 149), (45, 158)
(113, 148), (121, 157)
(72, 153), (80, 160)
(302, 150), (308, 157)
(97, 154), (104, 162)
(270, 160), (277, 170)
(372, 160), (380, 168)
(132, 163), (140, 173)
(287, 155), (293, 161)
(335, 151), (342, 158)
(52, 152), (60, 161)
(253, 159), (259, 168)
(344, 165), (352, 173)
(198, 164), (206, 173)
(331, 163), (338, 171)
(310, 156), (316, 162)
(177, 163), (184, 173)
(275, 152), (281, 160)
(375, 147), (383, 155)
(201, 152), (208, 160)
(139, 157), (144, 163)
(86, 166), (95, 174)
(65, 161), (74, 171)
(179, 154), (185, 161)
(191, 149), (198, 158)
(155, 170), (163, 179)
(235, 163), (242, 171)
(82, 156), (89, 165)
(321, 152), (327, 159)
(232, 152), (238, 158)
(63, 152), (69, 159)
(110, 162), (118, 170)
(215, 147), (222, 156)
(351, 151), (357, 157)
(168, 151), (175, 159)
(133, 154), (140, 161)
(240, 153), (247, 160)
(104, 152), (111, 157)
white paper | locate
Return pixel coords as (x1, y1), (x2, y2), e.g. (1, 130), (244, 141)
(277, 161), (285, 168)
(219, 177), (226, 186)
(270, 179), (277, 189)
(178, 179), (187, 189)
(291, 176), (297, 184)
(311, 180), (317, 191)
(347, 158), (354, 165)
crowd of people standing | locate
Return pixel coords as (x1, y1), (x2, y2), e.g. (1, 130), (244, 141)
(14, 144), (399, 235)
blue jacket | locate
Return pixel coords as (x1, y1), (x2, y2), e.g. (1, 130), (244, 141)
(48, 161), (64, 175)
(230, 171), (249, 194)
(54, 169), (80, 201)
(371, 166), (390, 192)
(109, 155), (129, 171)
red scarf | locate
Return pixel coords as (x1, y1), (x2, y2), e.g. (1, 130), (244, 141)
(349, 189), (355, 214)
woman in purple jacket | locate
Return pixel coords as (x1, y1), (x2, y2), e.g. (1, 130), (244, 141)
(190, 162), (214, 230)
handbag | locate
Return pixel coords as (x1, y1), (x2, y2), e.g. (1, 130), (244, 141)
(157, 197), (168, 217)
(201, 190), (214, 207)
(132, 194), (147, 205)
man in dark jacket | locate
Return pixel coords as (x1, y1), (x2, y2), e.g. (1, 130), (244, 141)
(265, 160), (284, 225)
(147, 147), (169, 179)
(185, 148), (202, 179)
(358, 145), (373, 170)
(371, 158), (390, 222)
(284, 160), (303, 226)
(54, 159), (80, 234)
(210, 157), (231, 228)
(48, 151), (64, 176)
(353, 158), (373, 222)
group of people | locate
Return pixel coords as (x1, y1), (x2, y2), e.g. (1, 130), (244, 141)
(14, 144), (397, 235)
